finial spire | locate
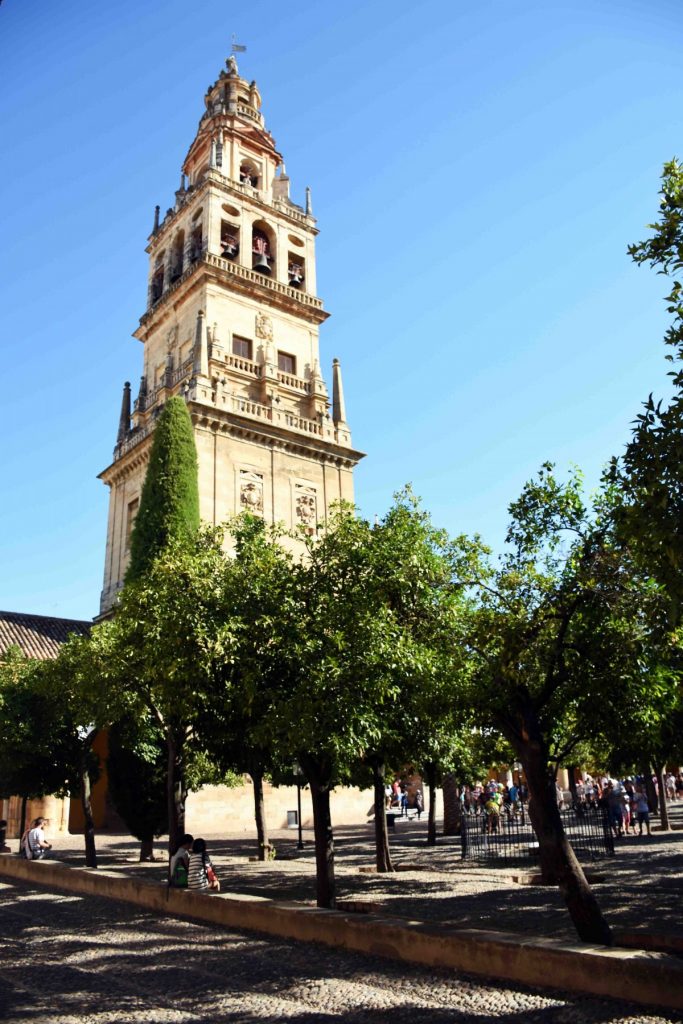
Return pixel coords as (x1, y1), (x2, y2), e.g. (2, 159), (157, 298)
(136, 374), (148, 413)
(332, 358), (347, 426)
(153, 205), (160, 233)
(305, 186), (313, 216)
(116, 381), (131, 445)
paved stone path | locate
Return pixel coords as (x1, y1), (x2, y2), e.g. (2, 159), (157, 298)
(2, 877), (682, 1023)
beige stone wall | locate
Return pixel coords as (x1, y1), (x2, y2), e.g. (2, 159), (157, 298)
(2, 795), (70, 839)
(186, 781), (375, 836)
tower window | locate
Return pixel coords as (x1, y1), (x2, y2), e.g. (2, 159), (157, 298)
(125, 498), (139, 550)
(232, 336), (252, 360)
(221, 220), (239, 260)
(240, 161), (259, 188)
(278, 351), (296, 375)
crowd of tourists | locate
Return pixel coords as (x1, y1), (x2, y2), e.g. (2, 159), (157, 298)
(461, 771), (683, 837)
(386, 779), (425, 818)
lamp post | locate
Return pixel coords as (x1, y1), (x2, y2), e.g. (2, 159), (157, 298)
(293, 762), (305, 850)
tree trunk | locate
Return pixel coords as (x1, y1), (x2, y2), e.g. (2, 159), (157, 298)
(654, 764), (670, 831)
(644, 767), (658, 816)
(20, 795), (28, 841)
(139, 838), (155, 861)
(442, 773), (461, 836)
(249, 768), (270, 861)
(299, 754), (335, 908)
(520, 743), (611, 945)
(425, 762), (438, 846)
(166, 733), (186, 857)
(370, 757), (394, 872)
(80, 762), (98, 869)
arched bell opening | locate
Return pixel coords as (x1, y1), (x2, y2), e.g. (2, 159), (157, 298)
(287, 250), (305, 289)
(150, 253), (165, 304)
(252, 222), (275, 276)
(188, 223), (203, 263)
(220, 220), (240, 260)
(170, 231), (185, 282)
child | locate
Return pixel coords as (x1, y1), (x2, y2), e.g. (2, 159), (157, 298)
(169, 833), (194, 888)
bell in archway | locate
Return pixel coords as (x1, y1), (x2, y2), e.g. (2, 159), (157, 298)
(253, 252), (271, 274)
(222, 236), (238, 259)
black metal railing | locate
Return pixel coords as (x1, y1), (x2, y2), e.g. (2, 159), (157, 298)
(460, 805), (615, 864)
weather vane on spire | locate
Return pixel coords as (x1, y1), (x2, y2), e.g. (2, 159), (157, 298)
(227, 34), (246, 75)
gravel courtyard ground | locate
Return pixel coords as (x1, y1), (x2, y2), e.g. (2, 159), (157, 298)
(33, 802), (683, 943)
(2, 877), (682, 1024)
(3, 803), (682, 1022)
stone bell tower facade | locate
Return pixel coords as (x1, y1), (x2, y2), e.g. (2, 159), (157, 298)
(99, 56), (363, 615)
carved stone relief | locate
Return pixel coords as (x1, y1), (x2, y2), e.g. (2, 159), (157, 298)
(295, 483), (317, 535)
(239, 470), (264, 515)
(255, 313), (273, 341)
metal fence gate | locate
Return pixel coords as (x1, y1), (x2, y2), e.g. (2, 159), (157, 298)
(460, 806), (615, 864)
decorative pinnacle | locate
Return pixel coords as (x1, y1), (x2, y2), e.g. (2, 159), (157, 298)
(305, 186), (313, 216)
(332, 358), (347, 426)
(116, 381), (131, 445)
(193, 309), (209, 379)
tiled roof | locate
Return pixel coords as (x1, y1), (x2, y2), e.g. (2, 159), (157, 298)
(0, 611), (91, 661)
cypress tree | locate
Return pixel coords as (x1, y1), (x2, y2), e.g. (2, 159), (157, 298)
(126, 396), (200, 582)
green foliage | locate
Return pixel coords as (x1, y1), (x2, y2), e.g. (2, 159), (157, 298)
(0, 648), (84, 801)
(628, 158), (683, 373)
(100, 529), (232, 786)
(465, 463), (669, 770)
(609, 160), (683, 627)
(126, 396), (200, 583)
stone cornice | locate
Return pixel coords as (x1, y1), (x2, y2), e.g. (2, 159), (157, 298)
(147, 170), (316, 255)
(190, 403), (365, 470)
(136, 251), (328, 339)
(101, 397), (363, 479)
(98, 440), (151, 486)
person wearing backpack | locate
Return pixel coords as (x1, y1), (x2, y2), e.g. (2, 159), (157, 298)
(169, 834), (194, 888)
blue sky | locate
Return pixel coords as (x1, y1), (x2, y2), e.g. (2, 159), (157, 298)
(1, 0), (681, 620)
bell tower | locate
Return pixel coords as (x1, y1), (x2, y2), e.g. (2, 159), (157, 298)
(99, 55), (363, 615)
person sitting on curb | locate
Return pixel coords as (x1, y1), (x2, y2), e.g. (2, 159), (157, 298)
(169, 833), (194, 888)
(187, 838), (220, 892)
(27, 817), (52, 860)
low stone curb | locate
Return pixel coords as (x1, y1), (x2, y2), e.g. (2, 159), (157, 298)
(2, 854), (683, 1012)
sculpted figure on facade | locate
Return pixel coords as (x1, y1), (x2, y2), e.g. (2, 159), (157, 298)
(240, 470), (264, 515)
(295, 484), (317, 535)
(255, 313), (273, 341)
